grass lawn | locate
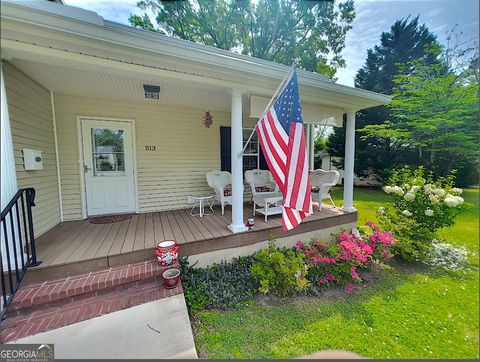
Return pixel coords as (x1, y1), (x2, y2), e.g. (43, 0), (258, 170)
(193, 187), (479, 359)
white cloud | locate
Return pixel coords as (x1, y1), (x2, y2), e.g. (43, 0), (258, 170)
(64, 0), (139, 25)
(426, 8), (444, 17)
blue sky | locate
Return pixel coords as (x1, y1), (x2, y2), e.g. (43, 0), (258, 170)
(64, 0), (479, 86)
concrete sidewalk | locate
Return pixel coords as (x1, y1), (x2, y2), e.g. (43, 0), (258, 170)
(11, 294), (197, 359)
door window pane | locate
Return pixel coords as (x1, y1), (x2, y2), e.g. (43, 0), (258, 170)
(93, 153), (125, 173)
(91, 128), (125, 176)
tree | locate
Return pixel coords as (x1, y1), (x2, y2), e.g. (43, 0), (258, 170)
(361, 40), (479, 186)
(327, 16), (441, 176)
(129, 0), (355, 79)
(312, 125), (329, 169)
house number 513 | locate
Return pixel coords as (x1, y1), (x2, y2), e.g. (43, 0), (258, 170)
(145, 146), (156, 151)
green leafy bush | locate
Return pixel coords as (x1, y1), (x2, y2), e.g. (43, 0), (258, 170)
(379, 166), (465, 260)
(251, 242), (309, 296)
(179, 256), (258, 312)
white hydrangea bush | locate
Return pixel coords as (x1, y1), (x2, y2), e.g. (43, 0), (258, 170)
(381, 167), (464, 233)
(425, 241), (469, 271)
(378, 167), (466, 260)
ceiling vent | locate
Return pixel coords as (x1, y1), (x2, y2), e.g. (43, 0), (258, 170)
(143, 84), (160, 99)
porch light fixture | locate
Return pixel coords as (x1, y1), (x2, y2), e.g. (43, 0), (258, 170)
(143, 84), (160, 99)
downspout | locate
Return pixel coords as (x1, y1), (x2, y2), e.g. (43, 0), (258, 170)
(309, 124), (315, 170)
(50, 90), (64, 222)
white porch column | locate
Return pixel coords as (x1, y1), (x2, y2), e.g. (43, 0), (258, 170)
(0, 63), (17, 209)
(228, 89), (248, 233)
(309, 124), (315, 170)
(342, 110), (357, 212)
(1, 62), (22, 269)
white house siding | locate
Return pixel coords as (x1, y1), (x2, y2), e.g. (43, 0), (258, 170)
(3, 63), (61, 236)
(53, 94), (256, 220)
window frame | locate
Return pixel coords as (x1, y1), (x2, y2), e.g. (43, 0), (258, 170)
(242, 127), (260, 173)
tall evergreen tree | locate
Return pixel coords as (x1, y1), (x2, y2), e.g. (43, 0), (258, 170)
(327, 16), (441, 177)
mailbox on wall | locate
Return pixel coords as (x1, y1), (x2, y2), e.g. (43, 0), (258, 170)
(23, 148), (43, 170)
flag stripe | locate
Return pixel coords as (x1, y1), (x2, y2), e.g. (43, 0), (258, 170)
(256, 121), (285, 191)
(285, 123), (303, 206)
(292, 124), (309, 210)
(264, 113), (288, 164)
(267, 110), (288, 152)
(257, 118), (286, 178)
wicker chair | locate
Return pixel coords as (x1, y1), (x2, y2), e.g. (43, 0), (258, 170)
(206, 170), (232, 215)
(244, 169), (278, 200)
(310, 169), (340, 210)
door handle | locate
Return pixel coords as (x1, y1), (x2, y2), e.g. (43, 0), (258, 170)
(83, 164), (92, 173)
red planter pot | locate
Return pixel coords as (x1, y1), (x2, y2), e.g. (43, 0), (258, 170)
(155, 240), (180, 266)
(162, 268), (180, 288)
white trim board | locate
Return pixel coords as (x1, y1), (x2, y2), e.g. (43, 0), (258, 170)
(50, 90), (64, 222)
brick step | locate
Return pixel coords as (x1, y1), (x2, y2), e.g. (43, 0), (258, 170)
(7, 260), (179, 317)
(0, 278), (183, 343)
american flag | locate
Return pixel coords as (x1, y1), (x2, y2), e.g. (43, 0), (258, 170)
(256, 69), (313, 231)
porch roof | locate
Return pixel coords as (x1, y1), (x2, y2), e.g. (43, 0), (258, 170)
(1, 0), (391, 116)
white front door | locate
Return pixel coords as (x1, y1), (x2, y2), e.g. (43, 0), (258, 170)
(81, 119), (136, 216)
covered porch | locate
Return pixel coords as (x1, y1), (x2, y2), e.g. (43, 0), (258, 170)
(1, 1), (390, 284)
(26, 203), (356, 283)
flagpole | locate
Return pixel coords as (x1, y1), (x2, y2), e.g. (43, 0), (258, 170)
(239, 62), (297, 157)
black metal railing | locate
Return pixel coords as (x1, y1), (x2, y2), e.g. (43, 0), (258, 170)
(1, 188), (41, 320)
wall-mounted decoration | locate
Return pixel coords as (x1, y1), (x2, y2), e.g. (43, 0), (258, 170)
(203, 111), (213, 128)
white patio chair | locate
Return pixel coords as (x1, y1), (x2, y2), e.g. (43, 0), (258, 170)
(245, 169), (278, 200)
(310, 169), (340, 210)
(206, 170), (232, 215)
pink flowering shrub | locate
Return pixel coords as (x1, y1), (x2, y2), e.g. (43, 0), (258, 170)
(296, 222), (395, 293)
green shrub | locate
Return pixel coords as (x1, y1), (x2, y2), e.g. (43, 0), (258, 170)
(379, 166), (466, 260)
(251, 242), (309, 296)
(179, 256), (258, 312)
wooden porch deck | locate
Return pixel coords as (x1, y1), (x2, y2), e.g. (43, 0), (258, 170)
(26, 204), (356, 283)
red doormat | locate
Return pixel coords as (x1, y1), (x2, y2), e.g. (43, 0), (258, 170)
(89, 214), (133, 224)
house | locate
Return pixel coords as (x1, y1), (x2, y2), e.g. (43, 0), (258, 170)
(0, 0), (391, 336)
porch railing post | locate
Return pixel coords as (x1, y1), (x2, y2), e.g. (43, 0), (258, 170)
(228, 89), (248, 233)
(26, 188), (40, 266)
(342, 110), (357, 212)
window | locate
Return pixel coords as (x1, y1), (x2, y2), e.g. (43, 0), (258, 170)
(242, 128), (259, 173)
(91, 128), (125, 176)
(220, 126), (267, 173)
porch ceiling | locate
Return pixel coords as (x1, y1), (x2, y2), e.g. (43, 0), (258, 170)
(1, 1), (391, 114)
(11, 59), (238, 113)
